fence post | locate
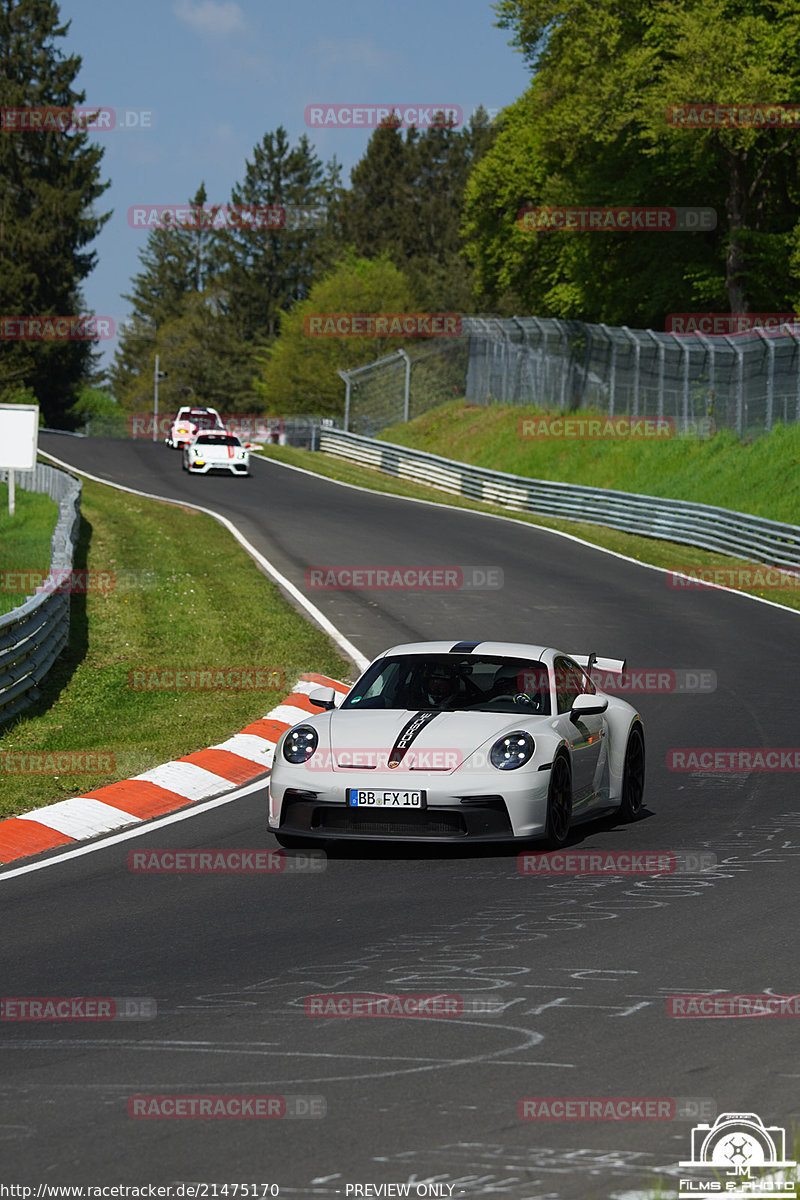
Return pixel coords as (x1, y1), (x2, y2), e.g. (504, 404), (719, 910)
(723, 335), (744, 436)
(599, 325), (616, 418)
(555, 320), (569, 411)
(788, 326), (800, 423)
(622, 327), (640, 416)
(755, 329), (775, 431)
(695, 333), (715, 432)
(645, 329), (665, 420)
(337, 370), (352, 432)
(530, 317), (547, 407)
(398, 349), (411, 422)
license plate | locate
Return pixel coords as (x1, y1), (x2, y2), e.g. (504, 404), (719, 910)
(347, 789), (426, 809)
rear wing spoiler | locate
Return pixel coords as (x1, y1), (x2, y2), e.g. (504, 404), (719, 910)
(570, 653), (626, 675)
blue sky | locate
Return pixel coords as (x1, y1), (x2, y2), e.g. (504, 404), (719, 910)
(59, 0), (531, 376)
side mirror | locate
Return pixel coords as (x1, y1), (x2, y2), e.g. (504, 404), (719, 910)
(571, 693), (608, 719)
(308, 686), (336, 711)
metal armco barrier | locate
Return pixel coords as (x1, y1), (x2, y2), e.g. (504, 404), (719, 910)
(0, 464), (82, 723)
(318, 428), (800, 570)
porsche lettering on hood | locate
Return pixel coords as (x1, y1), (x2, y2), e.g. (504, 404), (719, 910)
(320, 709), (545, 772)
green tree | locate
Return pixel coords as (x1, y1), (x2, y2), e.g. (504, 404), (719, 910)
(110, 185), (218, 408)
(253, 254), (419, 416)
(480, 0), (800, 321)
(341, 110), (498, 312)
(0, 0), (110, 423)
(213, 128), (334, 342)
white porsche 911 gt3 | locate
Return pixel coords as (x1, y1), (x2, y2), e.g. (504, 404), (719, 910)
(268, 640), (645, 848)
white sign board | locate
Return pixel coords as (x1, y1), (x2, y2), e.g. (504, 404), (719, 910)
(0, 404), (39, 470)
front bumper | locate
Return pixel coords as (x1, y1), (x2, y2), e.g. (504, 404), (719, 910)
(269, 767), (551, 842)
(186, 459), (249, 474)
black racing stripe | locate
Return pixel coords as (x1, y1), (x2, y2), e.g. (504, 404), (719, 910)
(387, 710), (440, 767)
(450, 641), (481, 653)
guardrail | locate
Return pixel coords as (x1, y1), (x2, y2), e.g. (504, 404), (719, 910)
(318, 428), (800, 570)
(0, 464), (82, 724)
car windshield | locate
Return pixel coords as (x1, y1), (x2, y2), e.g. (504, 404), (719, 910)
(340, 654), (552, 715)
(194, 434), (240, 446)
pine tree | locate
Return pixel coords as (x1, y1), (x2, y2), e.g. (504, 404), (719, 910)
(213, 127), (332, 342)
(110, 185), (218, 407)
(339, 111), (497, 310)
(0, 0), (110, 423)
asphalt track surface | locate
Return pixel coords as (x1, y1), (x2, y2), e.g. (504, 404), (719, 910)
(2, 435), (799, 1198)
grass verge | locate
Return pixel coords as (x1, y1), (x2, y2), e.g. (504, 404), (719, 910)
(0, 482), (59, 609)
(254, 444), (800, 612)
(377, 400), (800, 525)
(0, 473), (352, 819)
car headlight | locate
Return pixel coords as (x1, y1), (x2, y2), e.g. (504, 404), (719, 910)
(282, 725), (318, 763)
(490, 731), (535, 770)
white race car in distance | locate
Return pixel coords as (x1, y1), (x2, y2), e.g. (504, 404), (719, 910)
(268, 640), (645, 848)
(182, 431), (250, 475)
(166, 406), (225, 449)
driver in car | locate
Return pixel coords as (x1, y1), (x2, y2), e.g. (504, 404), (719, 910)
(416, 662), (462, 709)
(489, 663), (543, 710)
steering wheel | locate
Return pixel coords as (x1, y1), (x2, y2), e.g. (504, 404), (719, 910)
(476, 692), (541, 711)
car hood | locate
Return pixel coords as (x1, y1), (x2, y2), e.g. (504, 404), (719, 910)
(190, 443), (245, 459)
(313, 708), (542, 773)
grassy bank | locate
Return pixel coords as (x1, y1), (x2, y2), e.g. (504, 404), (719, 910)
(378, 401), (800, 525)
(0, 475), (352, 819)
(0, 483), (59, 610)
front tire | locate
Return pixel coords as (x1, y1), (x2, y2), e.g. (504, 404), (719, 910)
(618, 723), (645, 821)
(543, 753), (572, 849)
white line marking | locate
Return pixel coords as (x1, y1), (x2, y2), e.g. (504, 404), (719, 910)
(256, 448), (800, 617)
(38, 448), (370, 670)
(0, 777), (268, 882)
